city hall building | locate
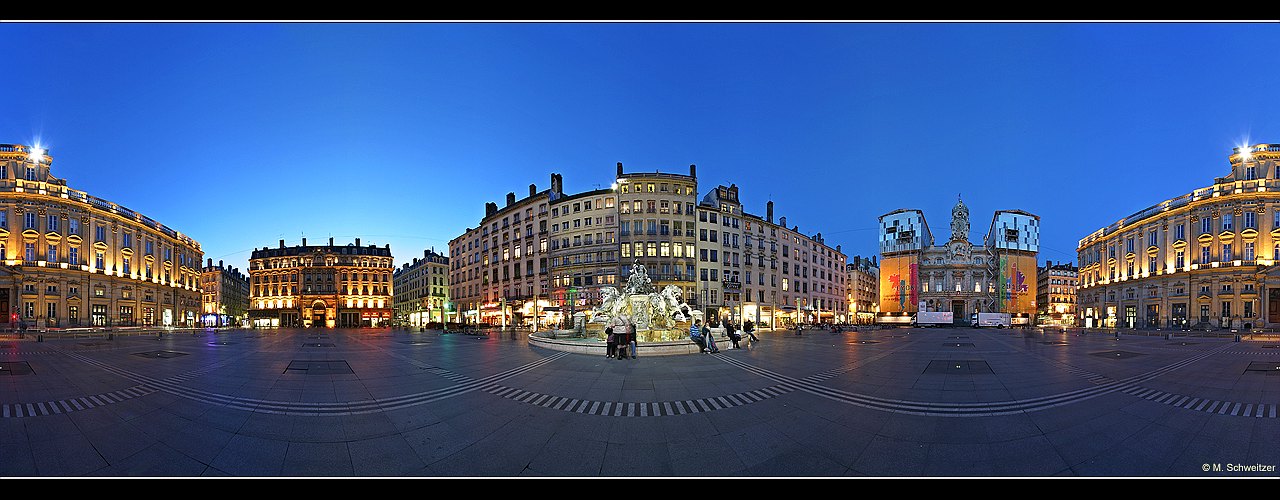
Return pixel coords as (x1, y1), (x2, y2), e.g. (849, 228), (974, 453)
(1078, 143), (1280, 330)
(0, 143), (204, 329)
(877, 197), (1040, 325)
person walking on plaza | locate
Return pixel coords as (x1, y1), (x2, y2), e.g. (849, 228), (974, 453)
(690, 319), (708, 352)
(726, 319), (741, 349)
(744, 319), (759, 343)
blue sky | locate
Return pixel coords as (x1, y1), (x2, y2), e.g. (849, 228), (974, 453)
(3, 22), (1277, 272)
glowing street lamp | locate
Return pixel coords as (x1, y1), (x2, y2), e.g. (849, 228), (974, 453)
(27, 144), (45, 164)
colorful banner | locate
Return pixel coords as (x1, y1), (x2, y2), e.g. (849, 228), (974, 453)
(997, 254), (1037, 315)
(879, 255), (919, 313)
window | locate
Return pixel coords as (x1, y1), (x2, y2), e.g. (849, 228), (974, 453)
(1148, 231), (1157, 247)
(1244, 211), (1256, 229)
(47, 215), (59, 232)
(24, 212), (36, 230)
(1221, 301), (1231, 318)
(1175, 250), (1184, 269)
(1222, 213), (1233, 231)
(1174, 223), (1184, 240)
(1201, 246), (1211, 264)
(1223, 243), (1233, 261)
(1245, 242), (1255, 261)
(122, 256), (131, 275)
(48, 244), (56, 262)
(96, 251), (105, 270)
(69, 247), (79, 266)
(1148, 256), (1156, 273)
(1201, 217), (1211, 234)
(1246, 166), (1257, 180)
(1245, 301), (1254, 318)
(24, 242), (34, 261)
(1126, 238), (1134, 253)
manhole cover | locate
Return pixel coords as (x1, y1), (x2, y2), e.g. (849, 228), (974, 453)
(284, 360), (353, 375)
(944, 343), (975, 347)
(1244, 361), (1280, 374)
(303, 343), (336, 348)
(132, 350), (189, 359)
(1168, 342), (1199, 346)
(399, 341), (432, 345)
(0, 361), (34, 375)
(923, 360), (993, 374)
(208, 342), (235, 346)
(1089, 350), (1144, 359)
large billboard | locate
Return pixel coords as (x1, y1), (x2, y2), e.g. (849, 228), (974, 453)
(879, 255), (919, 313)
(996, 254), (1037, 316)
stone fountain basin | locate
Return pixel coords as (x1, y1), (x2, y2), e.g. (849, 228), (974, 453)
(528, 330), (735, 356)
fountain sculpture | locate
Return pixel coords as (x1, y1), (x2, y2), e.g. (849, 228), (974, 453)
(587, 261), (701, 342)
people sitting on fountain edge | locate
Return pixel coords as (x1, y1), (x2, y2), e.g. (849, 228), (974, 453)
(725, 319), (741, 349)
(690, 319), (708, 353)
(704, 320), (721, 353)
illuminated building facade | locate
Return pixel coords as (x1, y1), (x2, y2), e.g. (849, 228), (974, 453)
(548, 183), (619, 326)
(697, 185), (848, 328)
(847, 255), (879, 324)
(392, 248), (450, 327)
(878, 198), (1040, 325)
(448, 179), (556, 327)
(616, 163), (699, 311)
(201, 259), (249, 327)
(1078, 143), (1280, 330)
(1036, 261), (1077, 326)
(0, 143), (204, 329)
(248, 237), (393, 328)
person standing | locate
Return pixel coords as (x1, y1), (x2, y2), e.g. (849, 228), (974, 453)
(690, 319), (707, 352)
(744, 319), (759, 343)
(628, 318), (638, 359)
(615, 315), (630, 360)
(606, 323), (617, 359)
(726, 320), (741, 349)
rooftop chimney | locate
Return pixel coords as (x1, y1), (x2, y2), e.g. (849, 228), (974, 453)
(767, 201), (774, 223)
(779, 216), (787, 228)
(529, 183), (537, 197)
(218, 259), (223, 268)
(207, 258), (213, 267)
(616, 162), (623, 177)
(302, 237), (307, 246)
(506, 192), (516, 207)
(485, 202), (498, 217)
(279, 239), (285, 248)
(329, 237), (334, 246)
(689, 163), (697, 178)
(355, 238), (361, 247)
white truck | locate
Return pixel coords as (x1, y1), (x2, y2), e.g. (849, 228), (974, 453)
(915, 311), (954, 327)
(972, 312), (1011, 328)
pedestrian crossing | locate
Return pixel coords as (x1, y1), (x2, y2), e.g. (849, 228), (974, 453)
(481, 383), (796, 417)
(1118, 386), (1278, 418)
(1, 386), (156, 418)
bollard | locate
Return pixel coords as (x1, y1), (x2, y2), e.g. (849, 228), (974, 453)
(37, 334), (43, 342)
(1165, 333), (1172, 341)
(1115, 331), (1120, 340)
(108, 333), (114, 341)
(157, 331), (163, 339)
(1235, 334), (1241, 343)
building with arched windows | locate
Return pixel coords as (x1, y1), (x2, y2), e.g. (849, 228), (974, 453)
(0, 143), (204, 329)
(248, 237), (393, 328)
(1078, 143), (1280, 330)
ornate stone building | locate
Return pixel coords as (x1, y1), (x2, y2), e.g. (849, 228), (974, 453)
(201, 259), (249, 327)
(1078, 143), (1280, 330)
(1036, 261), (1078, 326)
(248, 237), (393, 328)
(0, 143), (204, 329)
(878, 197), (1040, 325)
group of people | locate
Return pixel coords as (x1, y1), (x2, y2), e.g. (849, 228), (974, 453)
(689, 318), (759, 353)
(605, 315), (638, 360)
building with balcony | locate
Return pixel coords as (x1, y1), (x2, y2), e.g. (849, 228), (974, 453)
(616, 163), (699, 312)
(201, 259), (249, 327)
(548, 184), (619, 326)
(847, 255), (879, 324)
(448, 177), (557, 328)
(878, 197), (1040, 325)
(1078, 143), (1280, 330)
(697, 184), (848, 328)
(248, 237), (393, 328)
(0, 143), (204, 329)
(392, 247), (450, 327)
(1036, 260), (1077, 326)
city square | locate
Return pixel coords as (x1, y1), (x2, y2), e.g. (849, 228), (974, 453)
(3, 21), (1280, 478)
(0, 326), (1274, 477)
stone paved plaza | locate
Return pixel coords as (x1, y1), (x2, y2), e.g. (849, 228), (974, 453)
(0, 326), (1277, 477)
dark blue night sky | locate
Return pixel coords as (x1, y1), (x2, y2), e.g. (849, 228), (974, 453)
(3, 22), (1277, 270)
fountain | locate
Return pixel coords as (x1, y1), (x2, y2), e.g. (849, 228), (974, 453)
(585, 261), (702, 342)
